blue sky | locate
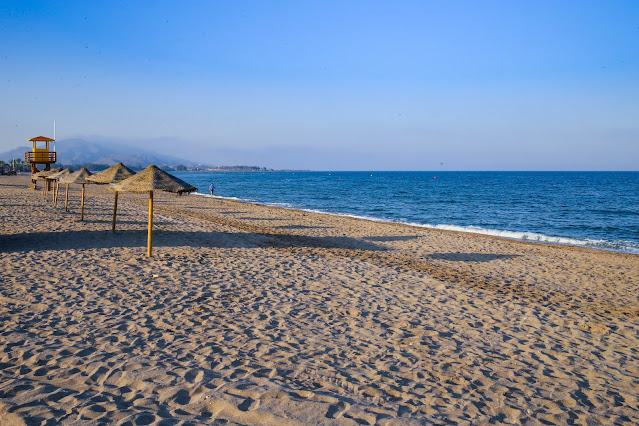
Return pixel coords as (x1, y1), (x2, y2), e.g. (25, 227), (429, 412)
(1, 1), (638, 170)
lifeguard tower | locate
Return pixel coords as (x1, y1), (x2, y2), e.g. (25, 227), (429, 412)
(25, 136), (57, 189)
(25, 136), (56, 174)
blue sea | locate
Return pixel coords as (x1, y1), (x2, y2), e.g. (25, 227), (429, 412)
(174, 171), (639, 254)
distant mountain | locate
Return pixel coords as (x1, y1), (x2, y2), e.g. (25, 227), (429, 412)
(0, 138), (202, 168)
(0, 146), (31, 162)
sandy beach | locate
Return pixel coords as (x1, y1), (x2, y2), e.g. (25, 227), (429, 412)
(1, 174), (638, 425)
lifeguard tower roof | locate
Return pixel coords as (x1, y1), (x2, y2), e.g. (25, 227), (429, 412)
(28, 136), (55, 142)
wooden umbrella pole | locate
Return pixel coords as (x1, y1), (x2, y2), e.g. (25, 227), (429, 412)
(147, 190), (154, 257)
(81, 184), (85, 221)
(65, 184), (69, 212)
(112, 191), (118, 233)
(55, 182), (59, 206)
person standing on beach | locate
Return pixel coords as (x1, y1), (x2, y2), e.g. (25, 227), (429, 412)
(209, 182), (215, 196)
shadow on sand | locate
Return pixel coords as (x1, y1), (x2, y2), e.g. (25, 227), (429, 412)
(363, 235), (420, 242)
(427, 252), (521, 262)
(86, 219), (156, 226)
(277, 224), (331, 230)
(0, 229), (386, 253)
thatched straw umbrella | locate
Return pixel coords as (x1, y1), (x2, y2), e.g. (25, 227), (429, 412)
(86, 163), (135, 232)
(32, 170), (49, 199)
(110, 165), (196, 257)
(31, 169), (51, 191)
(47, 168), (74, 207)
(33, 168), (62, 199)
(58, 168), (93, 219)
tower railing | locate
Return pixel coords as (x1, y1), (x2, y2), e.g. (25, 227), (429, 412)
(25, 152), (57, 163)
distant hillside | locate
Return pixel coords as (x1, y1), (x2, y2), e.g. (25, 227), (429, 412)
(0, 146), (32, 162)
(0, 139), (203, 168)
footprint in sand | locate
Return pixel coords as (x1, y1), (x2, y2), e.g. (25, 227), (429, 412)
(238, 397), (260, 412)
(133, 412), (157, 425)
(184, 369), (204, 383)
(173, 389), (191, 405)
(326, 400), (350, 419)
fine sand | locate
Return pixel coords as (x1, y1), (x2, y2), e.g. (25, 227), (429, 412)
(1, 174), (638, 425)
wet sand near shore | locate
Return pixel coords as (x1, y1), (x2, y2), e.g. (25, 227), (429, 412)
(1, 174), (638, 424)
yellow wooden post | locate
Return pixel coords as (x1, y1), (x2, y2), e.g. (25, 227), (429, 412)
(65, 184), (69, 212)
(112, 191), (118, 233)
(81, 184), (85, 220)
(147, 190), (154, 257)
(54, 182), (59, 207)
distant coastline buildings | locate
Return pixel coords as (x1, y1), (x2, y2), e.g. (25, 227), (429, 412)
(1, 139), (304, 173)
(209, 165), (273, 172)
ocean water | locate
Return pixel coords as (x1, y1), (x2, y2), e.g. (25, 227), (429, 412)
(174, 171), (639, 254)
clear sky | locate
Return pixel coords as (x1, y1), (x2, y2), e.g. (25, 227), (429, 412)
(1, 1), (638, 170)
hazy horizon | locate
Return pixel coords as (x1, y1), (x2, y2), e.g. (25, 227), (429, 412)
(2, 1), (638, 171)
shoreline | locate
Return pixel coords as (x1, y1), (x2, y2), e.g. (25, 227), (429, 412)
(1, 174), (639, 423)
(192, 191), (639, 256)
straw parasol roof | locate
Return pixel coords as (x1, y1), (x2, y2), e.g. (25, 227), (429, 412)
(58, 168), (93, 219)
(45, 168), (73, 180)
(85, 163), (135, 233)
(86, 163), (135, 184)
(110, 165), (196, 257)
(33, 167), (62, 179)
(33, 168), (62, 201)
(111, 165), (196, 194)
(47, 168), (73, 207)
(58, 168), (93, 185)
